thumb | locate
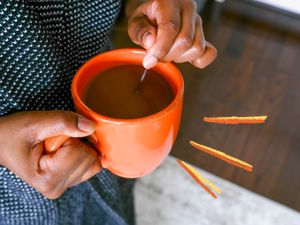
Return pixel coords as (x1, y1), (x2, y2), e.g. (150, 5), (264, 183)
(31, 111), (95, 142)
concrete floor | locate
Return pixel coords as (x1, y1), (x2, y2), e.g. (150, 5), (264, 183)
(134, 156), (300, 225)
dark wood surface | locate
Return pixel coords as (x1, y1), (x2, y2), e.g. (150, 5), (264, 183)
(113, 0), (300, 211)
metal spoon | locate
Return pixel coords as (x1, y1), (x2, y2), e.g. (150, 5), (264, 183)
(134, 69), (148, 92)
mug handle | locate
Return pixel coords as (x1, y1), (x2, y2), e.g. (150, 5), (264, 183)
(44, 135), (70, 153)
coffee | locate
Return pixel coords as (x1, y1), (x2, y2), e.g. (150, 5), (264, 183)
(83, 65), (174, 119)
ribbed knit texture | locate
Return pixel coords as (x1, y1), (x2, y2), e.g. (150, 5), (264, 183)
(0, 1), (135, 225)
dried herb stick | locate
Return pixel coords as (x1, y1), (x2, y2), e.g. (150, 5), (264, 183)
(203, 116), (267, 124)
(176, 160), (220, 199)
(189, 141), (253, 172)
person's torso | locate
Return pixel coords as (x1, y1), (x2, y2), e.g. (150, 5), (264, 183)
(0, 0), (122, 115)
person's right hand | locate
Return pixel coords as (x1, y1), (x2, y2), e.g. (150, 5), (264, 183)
(127, 0), (217, 69)
(0, 110), (101, 199)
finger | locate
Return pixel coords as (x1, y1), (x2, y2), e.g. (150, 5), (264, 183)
(173, 15), (206, 63)
(44, 135), (70, 153)
(28, 111), (95, 143)
(128, 15), (157, 49)
(38, 139), (98, 198)
(40, 139), (94, 176)
(145, 1), (181, 62)
(190, 42), (217, 69)
(71, 157), (102, 186)
(163, 2), (197, 62)
(62, 141), (100, 186)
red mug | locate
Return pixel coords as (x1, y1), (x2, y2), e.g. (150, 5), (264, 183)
(45, 48), (184, 178)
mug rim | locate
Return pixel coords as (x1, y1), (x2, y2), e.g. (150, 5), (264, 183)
(71, 48), (184, 124)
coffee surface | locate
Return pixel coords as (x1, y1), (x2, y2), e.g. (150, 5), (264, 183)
(83, 65), (174, 119)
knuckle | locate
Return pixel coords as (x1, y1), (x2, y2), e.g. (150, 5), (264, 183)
(36, 177), (53, 195)
(57, 110), (74, 123)
(36, 175), (63, 199)
(192, 44), (205, 55)
(191, 45), (204, 57)
(178, 37), (193, 50)
(161, 21), (180, 35)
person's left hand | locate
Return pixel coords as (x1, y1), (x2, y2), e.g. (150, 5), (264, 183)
(127, 0), (217, 69)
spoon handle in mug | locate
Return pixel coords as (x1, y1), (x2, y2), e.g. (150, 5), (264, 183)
(44, 135), (70, 153)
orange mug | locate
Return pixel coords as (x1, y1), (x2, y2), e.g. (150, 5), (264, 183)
(45, 48), (184, 178)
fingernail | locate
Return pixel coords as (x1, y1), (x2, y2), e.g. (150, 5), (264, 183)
(77, 116), (95, 133)
(143, 32), (154, 49)
(143, 55), (158, 69)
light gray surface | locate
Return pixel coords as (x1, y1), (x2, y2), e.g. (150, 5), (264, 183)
(134, 156), (300, 225)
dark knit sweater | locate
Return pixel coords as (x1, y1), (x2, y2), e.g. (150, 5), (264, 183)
(0, 1), (135, 224)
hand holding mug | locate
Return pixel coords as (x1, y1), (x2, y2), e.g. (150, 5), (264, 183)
(0, 111), (101, 199)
